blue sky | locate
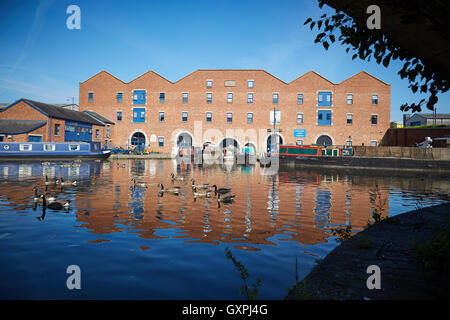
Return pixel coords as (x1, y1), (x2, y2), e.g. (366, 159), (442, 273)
(0, 0), (448, 122)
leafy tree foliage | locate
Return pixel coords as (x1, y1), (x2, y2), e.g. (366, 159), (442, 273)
(304, 0), (448, 112)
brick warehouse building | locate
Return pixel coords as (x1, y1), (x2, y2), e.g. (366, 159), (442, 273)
(79, 69), (390, 154)
(0, 99), (114, 144)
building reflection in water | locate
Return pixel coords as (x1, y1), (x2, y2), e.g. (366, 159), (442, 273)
(0, 160), (449, 252)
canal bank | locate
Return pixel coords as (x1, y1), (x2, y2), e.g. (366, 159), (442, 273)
(285, 203), (450, 300)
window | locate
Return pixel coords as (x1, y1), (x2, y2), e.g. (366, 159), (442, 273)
(247, 80), (254, 88)
(247, 93), (253, 104)
(297, 113), (303, 124)
(133, 108), (146, 122)
(272, 93), (278, 104)
(370, 141), (377, 147)
(88, 92), (93, 102)
(159, 112), (165, 122)
(182, 111), (188, 122)
(227, 112), (233, 123)
(227, 93), (233, 104)
(247, 112), (253, 124)
(28, 135), (42, 142)
(117, 92), (122, 103)
(182, 92), (188, 103)
(270, 110), (281, 125)
(206, 92), (212, 103)
(347, 94), (353, 105)
(54, 124), (60, 136)
(95, 129), (99, 139)
(318, 110), (332, 125)
(106, 125), (110, 138)
(19, 144), (32, 151)
(372, 94), (378, 105)
(346, 140), (352, 147)
(371, 114), (378, 125)
(297, 93), (303, 105)
(133, 90), (146, 105)
(296, 140), (303, 146)
(117, 111), (122, 121)
(159, 92), (165, 103)
(206, 112), (212, 123)
(44, 144), (55, 151)
(158, 137), (164, 148)
(206, 80), (212, 88)
(347, 114), (353, 125)
(0, 136), (4, 142)
(69, 144), (80, 151)
(318, 91), (332, 106)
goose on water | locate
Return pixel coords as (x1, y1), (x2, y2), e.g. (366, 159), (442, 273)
(45, 175), (57, 186)
(40, 195), (70, 210)
(212, 185), (231, 195)
(131, 178), (147, 188)
(158, 183), (180, 194)
(33, 187), (56, 203)
(191, 179), (209, 189)
(57, 177), (77, 186)
(193, 187), (212, 198)
(170, 173), (184, 182)
(217, 193), (235, 203)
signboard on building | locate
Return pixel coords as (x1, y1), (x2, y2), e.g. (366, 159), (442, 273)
(294, 129), (306, 138)
(150, 134), (157, 142)
(224, 80), (236, 87)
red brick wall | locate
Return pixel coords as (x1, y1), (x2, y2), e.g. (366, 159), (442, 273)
(79, 70), (391, 153)
(382, 128), (450, 146)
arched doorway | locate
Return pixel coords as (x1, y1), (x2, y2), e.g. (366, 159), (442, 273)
(177, 132), (193, 155)
(266, 134), (283, 153)
(220, 138), (240, 152)
(131, 132), (146, 152)
(244, 142), (256, 155)
(316, 135), (333, 146)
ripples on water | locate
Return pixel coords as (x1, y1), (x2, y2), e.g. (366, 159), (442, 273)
(0, 160), (448, 299)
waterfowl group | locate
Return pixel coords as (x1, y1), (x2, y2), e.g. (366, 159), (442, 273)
(212, 185), (232, 196)
(191, 179), (209, 190)
(193, 187), (212, 198)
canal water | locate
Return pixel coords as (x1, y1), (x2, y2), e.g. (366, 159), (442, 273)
(0, 160), (448, 299)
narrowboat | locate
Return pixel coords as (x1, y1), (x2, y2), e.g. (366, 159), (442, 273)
(0, 141), (110, 160)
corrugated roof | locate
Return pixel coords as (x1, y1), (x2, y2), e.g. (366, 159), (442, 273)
(0, 119), (47, 135)
(413, 113), (450, 119)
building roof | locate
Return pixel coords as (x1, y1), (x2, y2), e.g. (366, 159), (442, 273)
(3, 99), (106, 126)
(83, 111), (115, 125)
(0, 119), (47, 135)
(409, 113), (450, 119)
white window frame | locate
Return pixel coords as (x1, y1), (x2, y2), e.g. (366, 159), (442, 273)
(347, 93), (353, 105)
(370, 140), (377, 147)
(206, 79), (213, 88)
(297, 93), (303, 105)
(182, 111), (188, 122)
(206, 92), (212, 103)
(247, 112), (253, 123)
(247, 80), (254, 88)
(227, 92), (233, 104)
(69, 144), (80, 151)
(247, 92), (253, 104)
(226, 112), (233, 123)
(159, 111), (165, 122)
(272, 92), (279, 104)
(158, 136), (164, 148)
(297, 113), (303, 124)
(206, 111), (212, 123)
(346, 113), (353, 125)
(43, 144), (55, 151)
(19, 144), (32, 151)
(371, 114), (378, 125)
(296, 139), (303, 146)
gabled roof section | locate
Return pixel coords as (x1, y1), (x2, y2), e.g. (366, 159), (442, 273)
(128, 70), (173, 84)
(338, 71), (390, 86)
(3, 99), (105, 126)
(289, 70), (335, 85)
(80, 70), (126, 84)
(0, 119), (47, 135)
(83, 111), (115, 125)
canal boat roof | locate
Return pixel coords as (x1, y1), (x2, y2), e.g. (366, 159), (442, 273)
(0, 119), (47, 135)
(1, 99), (105, 126)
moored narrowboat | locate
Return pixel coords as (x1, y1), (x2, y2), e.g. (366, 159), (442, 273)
(0, 141), (110, 160)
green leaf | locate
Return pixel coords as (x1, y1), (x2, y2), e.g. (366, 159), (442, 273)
(329, 34), (335, 43)
(310, 21), (315, 30)
(322, 41), (329, 50)
(304, 18), (312, 25)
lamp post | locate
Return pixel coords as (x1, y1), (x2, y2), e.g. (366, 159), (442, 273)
(66, 97), (75, 110)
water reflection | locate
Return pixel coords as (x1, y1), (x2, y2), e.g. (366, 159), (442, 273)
(1, 160), (448, 249)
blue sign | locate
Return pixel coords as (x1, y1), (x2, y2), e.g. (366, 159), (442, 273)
(294, 129), (306, 138)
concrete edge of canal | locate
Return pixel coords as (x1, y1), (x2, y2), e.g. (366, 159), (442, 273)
(285, 203), (450, 300)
